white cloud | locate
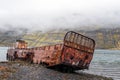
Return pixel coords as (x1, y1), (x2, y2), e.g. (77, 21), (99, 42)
(0, 0), (120, 31)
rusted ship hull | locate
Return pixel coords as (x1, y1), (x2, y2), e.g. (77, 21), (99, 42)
(32, 31), (95, 70)
(7, 31), (95, 71)
(7, 49), (33, 62)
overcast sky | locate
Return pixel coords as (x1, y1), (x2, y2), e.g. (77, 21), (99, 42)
(0, 0), (120, 31)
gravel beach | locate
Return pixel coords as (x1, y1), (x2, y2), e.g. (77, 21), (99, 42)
(0, 61), (113, 80)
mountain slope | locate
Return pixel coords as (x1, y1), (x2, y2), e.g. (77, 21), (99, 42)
(0, 27), (120, 49)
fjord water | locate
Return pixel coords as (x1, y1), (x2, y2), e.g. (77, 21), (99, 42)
(83, 50), (120, 80)
(0, 47), (120, 80)
(0, 47), (8, 61)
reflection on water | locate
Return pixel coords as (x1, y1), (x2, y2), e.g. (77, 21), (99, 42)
(0, 48), (120, 80)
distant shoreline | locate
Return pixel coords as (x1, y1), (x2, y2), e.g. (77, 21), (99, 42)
(108, 48), (120, 50)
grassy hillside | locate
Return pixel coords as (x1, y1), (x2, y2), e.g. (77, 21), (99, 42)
(85, 28), (120, 49)
(23, 32), (65, 47)
(0, 27), (120, 49)
(23, 28), (120, 49)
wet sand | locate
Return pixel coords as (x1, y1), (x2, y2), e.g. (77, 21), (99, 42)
(0, 61), (113, 80)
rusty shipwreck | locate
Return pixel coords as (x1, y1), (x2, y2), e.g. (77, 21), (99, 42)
(7, 31), (95, 71)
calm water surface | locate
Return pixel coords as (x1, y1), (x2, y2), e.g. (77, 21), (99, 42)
(0, 47), (8, 61)
(83, 49), (120, 80)
(0, 47), (120, 80)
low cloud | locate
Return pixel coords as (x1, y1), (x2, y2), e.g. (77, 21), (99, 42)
(0, 0), (120, 32)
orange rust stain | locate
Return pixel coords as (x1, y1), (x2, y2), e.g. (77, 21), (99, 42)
(0, 66), (8, 71)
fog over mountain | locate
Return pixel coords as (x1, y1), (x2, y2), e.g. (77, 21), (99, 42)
(0, 0), (120, 32)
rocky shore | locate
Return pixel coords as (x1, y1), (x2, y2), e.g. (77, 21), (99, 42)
(0, 61), (113, 80)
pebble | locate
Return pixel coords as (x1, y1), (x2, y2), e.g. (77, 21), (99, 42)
(0, 61), (113, 80)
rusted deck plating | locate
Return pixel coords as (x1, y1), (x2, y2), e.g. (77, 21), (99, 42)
(7, 31), (95, 71)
